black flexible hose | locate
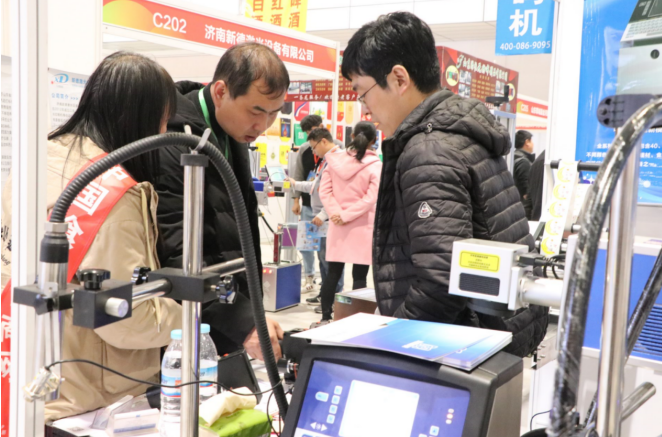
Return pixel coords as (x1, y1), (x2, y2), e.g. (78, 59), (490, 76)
(51, 134), (185, 222)
(584, 247), (662, 426)
(199, 140), (289, 417)
(549, 98), (662, 437)
(48, 132), (288, 417)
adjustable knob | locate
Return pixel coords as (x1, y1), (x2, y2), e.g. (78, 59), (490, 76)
(216, 275), (236, 305)
(78, 269), (111, 291)
(132, 266), (151, 285)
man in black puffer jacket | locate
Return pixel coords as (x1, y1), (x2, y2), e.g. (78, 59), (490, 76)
(156, 43), (288, 360)
(342, 12), (548, 357)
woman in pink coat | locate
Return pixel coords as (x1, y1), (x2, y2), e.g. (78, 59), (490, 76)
(318, 122), (382, 320)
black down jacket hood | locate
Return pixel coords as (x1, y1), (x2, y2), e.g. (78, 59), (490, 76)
(373, 90), (547, 358)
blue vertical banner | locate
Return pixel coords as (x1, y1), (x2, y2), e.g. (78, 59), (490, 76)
(576, 0), (662, 204)
(495, 0), (555, 55)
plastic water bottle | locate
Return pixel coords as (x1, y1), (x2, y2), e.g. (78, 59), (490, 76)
(160, 329), (182, 437)
(200, 323), (219, 403)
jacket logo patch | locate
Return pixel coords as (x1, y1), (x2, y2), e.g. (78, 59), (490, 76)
(418, 202), (433, 218)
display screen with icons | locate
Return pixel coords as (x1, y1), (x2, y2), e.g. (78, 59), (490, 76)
(293, 361), (470, 437)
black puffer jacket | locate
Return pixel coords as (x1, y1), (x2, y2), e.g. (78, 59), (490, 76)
(373, 91), (548, 357)
(155, 81), (261, 354)
(514, 148), (535, 218)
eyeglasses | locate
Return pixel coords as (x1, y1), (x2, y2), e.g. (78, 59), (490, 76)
(357, 81), (380, 105)
(309, 140), (320, 151)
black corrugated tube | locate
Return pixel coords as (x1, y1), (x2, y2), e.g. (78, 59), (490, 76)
(549, 98), (662, 437)
(198, 138), (289, 417)
(49, 132), (289, 417)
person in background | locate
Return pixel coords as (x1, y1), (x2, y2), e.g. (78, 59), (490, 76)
(526, 150), (546, 221)
(291, 114), (323, 293)
(342, 12), (547, 357)
(318, 121), (382, 321)
(157, 43), (285, 360)
(287, 128), (344, 315)
(291, 115), (345, 304)
(514, 130), (536, 219)
(1, 52), (182, 420)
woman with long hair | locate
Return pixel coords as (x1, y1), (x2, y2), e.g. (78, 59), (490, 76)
(1, 51), (182, 420)
(318, 122), (382, 320)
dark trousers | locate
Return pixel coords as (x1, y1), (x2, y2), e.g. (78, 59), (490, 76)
(320, 262), (370, 320)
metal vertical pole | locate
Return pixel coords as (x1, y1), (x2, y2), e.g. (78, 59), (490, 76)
(9, 0), (48, 435)
(282, 150), (298, 262)
(596, 139), (641, 437)
(180, 161), (204, 437)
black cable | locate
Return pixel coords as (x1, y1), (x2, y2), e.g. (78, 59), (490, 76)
(530, 410), (551, 431)
(551, 264), (559, 279)
(258, 208), (276, 234)
(44, 359), (282, 396)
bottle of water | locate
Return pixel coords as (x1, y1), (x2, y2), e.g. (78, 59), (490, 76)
(200, 323), (219, 403)
(160, 329), (182, 437)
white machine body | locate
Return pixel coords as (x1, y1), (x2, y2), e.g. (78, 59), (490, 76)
(449, 239), (530, 310)
(618, 0), (662, 95)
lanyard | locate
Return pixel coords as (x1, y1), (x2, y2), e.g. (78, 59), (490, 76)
(198, 88), (229, 160)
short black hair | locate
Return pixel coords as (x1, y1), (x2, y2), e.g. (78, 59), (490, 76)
(307, 127), (333, 143)
(212, 42), (289, 98)
(49, 51), (176, 184)
(342, 12), (441, 94)
(300, 114), (323, 132)
(515, 130), (533, 149)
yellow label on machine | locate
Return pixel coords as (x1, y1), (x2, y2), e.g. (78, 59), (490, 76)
(459, 251), (500, 272)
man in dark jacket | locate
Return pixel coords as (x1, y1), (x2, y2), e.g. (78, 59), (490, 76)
(156, 43), (287, 360)
(342, 12), (547, 357)
(514, 130), (536, 218)
(526, 150), (546, 221)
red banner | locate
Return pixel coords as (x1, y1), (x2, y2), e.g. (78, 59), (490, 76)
(286, 77), (357, 102)
(285, 46), (519, 113)
(438, 47), (519, 114)
(517, 98), (548, 119)
(0, 155), (137, 434)
(103, 0), (337, 72)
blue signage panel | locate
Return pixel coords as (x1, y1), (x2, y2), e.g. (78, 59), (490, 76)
(495, 0), (555, 55)
(575, 0), (662, 204)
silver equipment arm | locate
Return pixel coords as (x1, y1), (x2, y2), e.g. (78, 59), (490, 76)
(202, 258), (245, 276)
(181, 153), (205, 437)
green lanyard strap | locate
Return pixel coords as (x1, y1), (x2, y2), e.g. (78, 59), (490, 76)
(198, 88), (229, 160)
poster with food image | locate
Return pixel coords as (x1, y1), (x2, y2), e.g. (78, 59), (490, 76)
(438, 47), (519, 114)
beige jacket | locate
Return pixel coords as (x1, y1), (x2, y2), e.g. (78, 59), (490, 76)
(1, 135), (182, 421)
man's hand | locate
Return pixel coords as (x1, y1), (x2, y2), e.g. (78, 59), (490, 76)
(292, 197), (301, 216)
(312, 215), (323, 227)
(243, 317), (284, 361)
(330, 214), (345, 226)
